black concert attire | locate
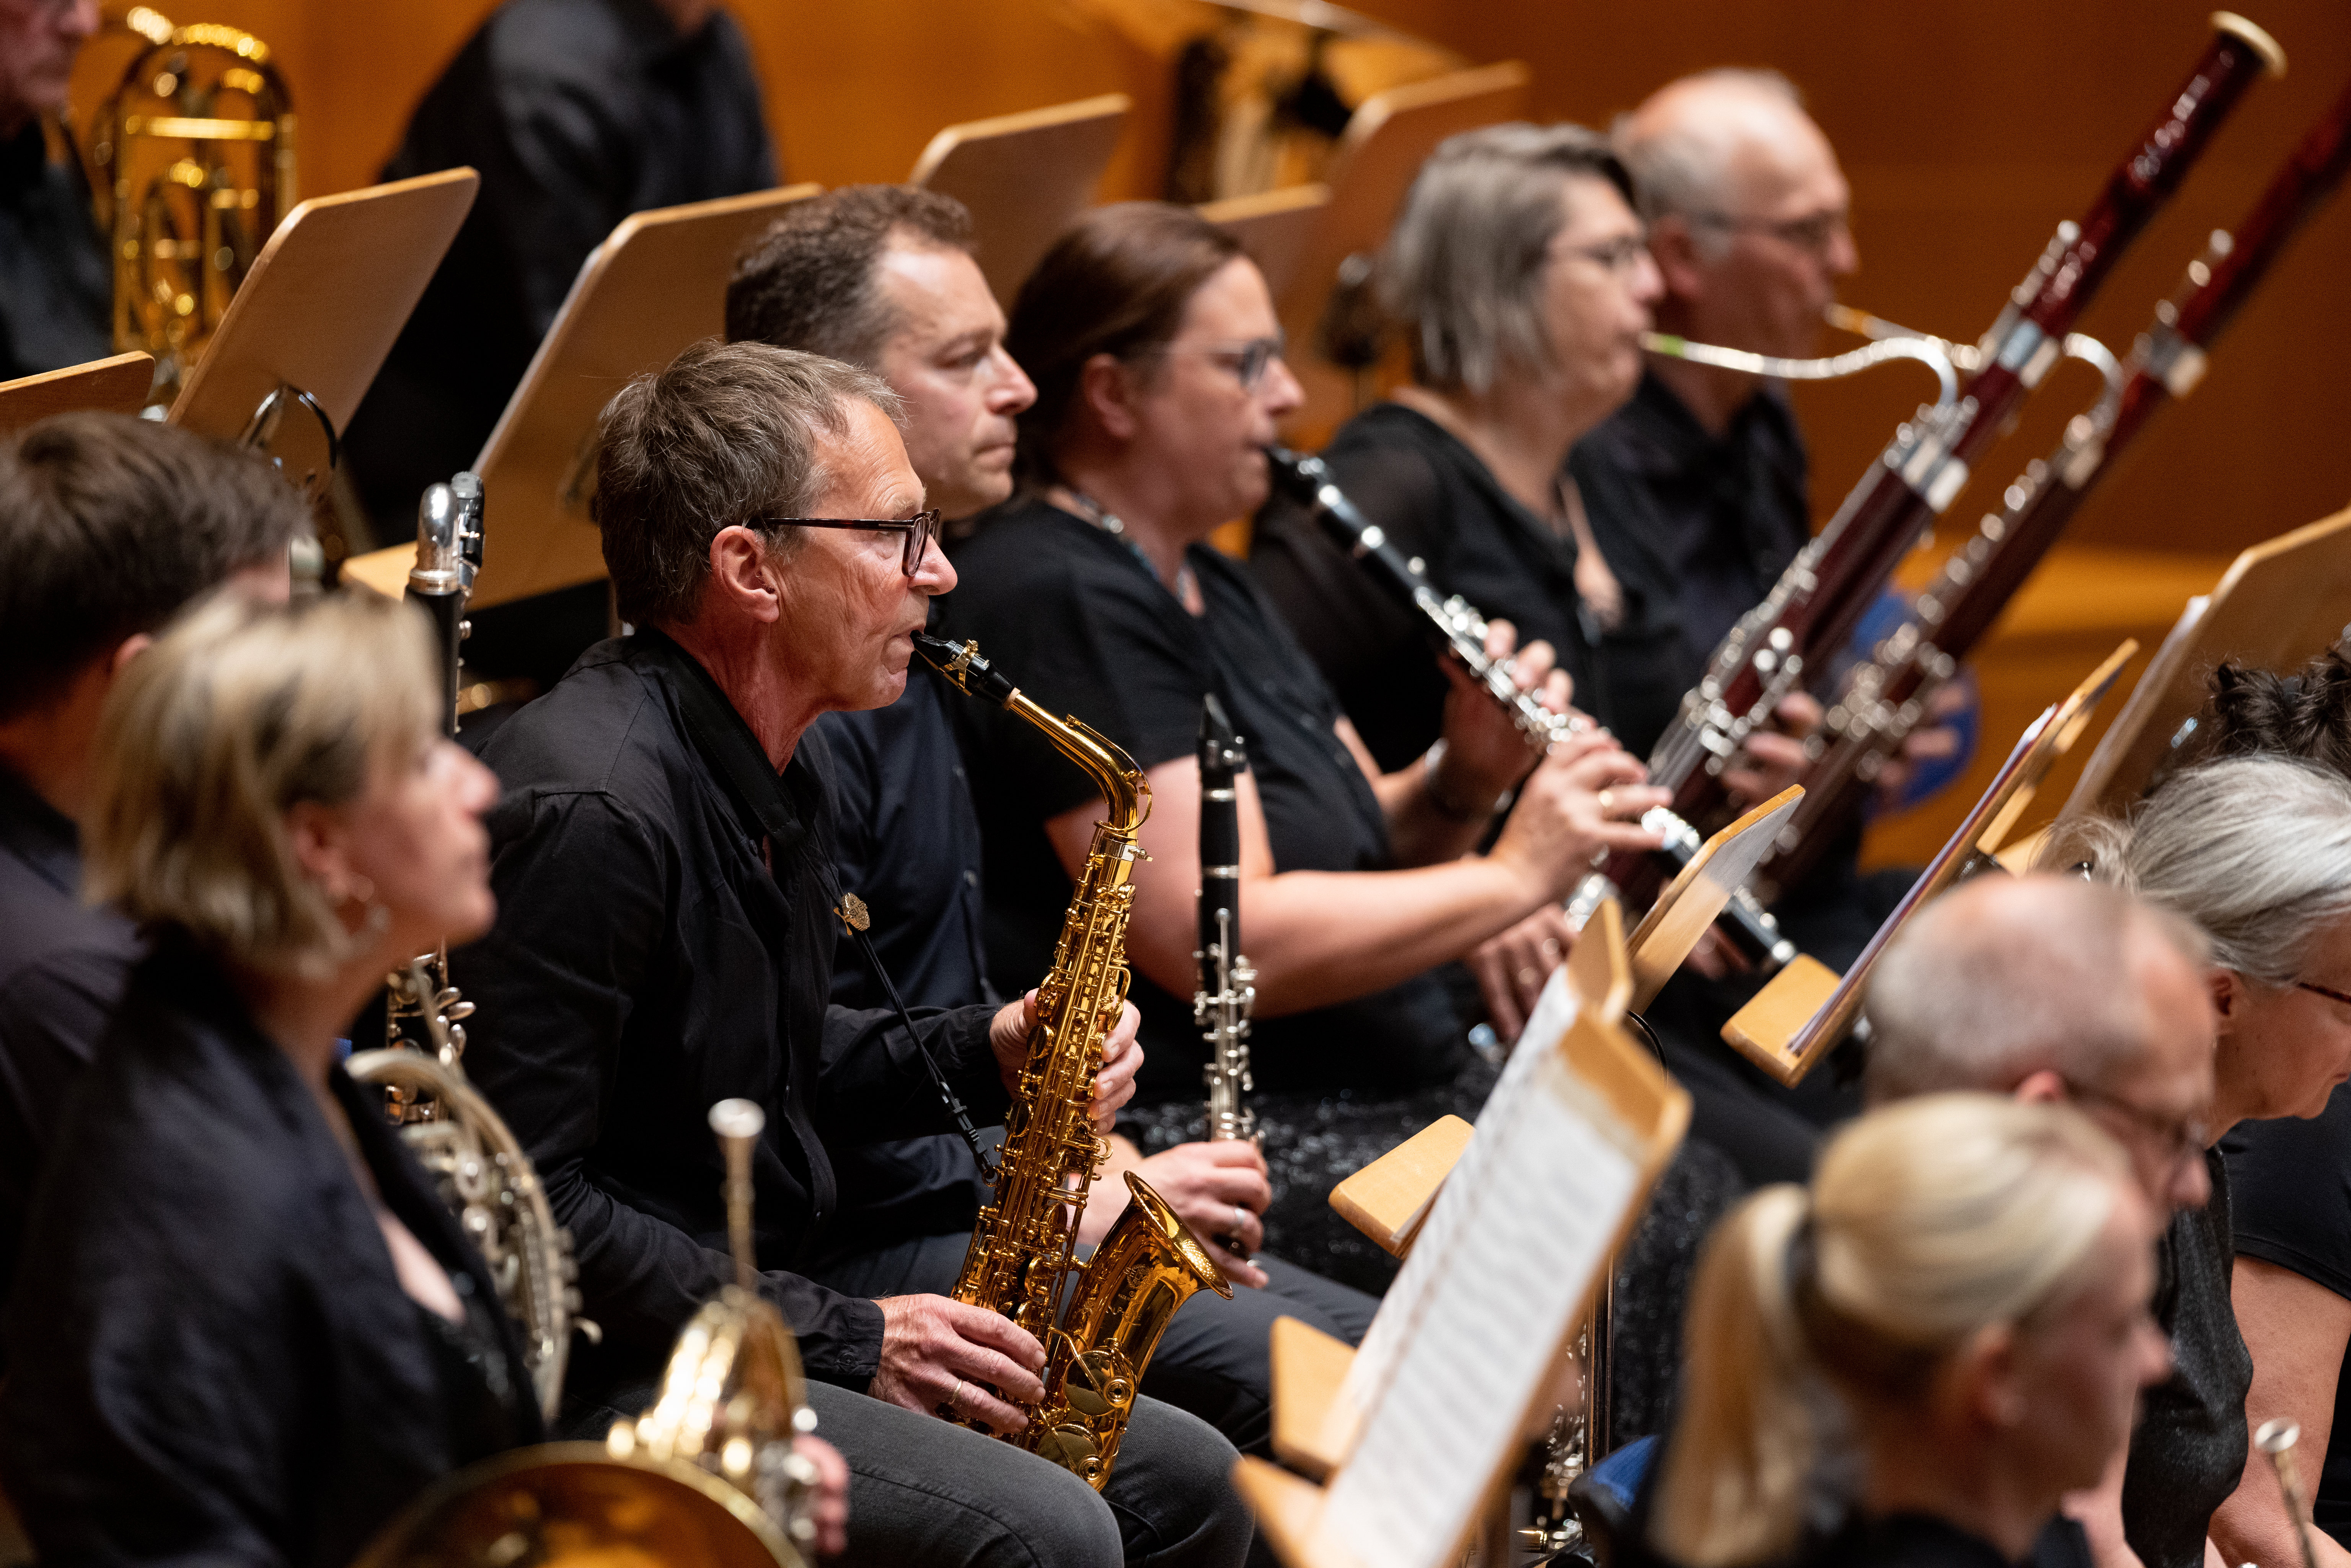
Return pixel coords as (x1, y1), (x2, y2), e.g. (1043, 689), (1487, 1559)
(341, 0), (776, 543)
(0, 121), (111, 385)
(941, 495), (1498, 1294)
(1249, 401), (1595, 777)
(2123, 1149), (2253, 1568)
(454, 630), (1249, 1568)
(2225, 1090), (2351, 1546)
(810, 678), (1381, 1462)
(1619, 1491), (2095, 1568)
(0, 764), (140, 1308)
(0, 933), (541, 1568)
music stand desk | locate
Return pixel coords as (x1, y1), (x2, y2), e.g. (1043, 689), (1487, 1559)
(2066, 502), (2351, 816)
(0, 352), (153, 430)
(911, 95), (1129, 305)
(168, 169), (478, 444)
(342, 183), (823, 610)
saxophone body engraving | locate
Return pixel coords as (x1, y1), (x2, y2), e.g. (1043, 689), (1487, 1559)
(918, 632), (1230, 1488)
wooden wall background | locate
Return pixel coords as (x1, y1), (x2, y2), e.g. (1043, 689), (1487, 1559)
(78, 0), (2351, 862)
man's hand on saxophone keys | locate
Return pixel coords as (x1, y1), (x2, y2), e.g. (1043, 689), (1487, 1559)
(987, 990), (1145, 1134)
(869, 1293), (1049, 1436)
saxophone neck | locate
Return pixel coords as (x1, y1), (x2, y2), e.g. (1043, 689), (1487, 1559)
(1004, 689), (1152, 831)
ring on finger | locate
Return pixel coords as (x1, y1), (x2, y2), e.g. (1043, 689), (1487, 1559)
(949, 1378), (966, 1411)
(1232, 1204), (1249, 1240)
(1597, 788), (1616, 815)
(1516, 966), (1541, 988)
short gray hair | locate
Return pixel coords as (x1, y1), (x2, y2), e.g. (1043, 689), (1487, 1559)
(1379, 122), (1636, 395)
(593, 339), (904, 627)
(2055, 755), (2351, 987)
(1614, 68), (1805, 254)
(1864, 873), (2211, 1102)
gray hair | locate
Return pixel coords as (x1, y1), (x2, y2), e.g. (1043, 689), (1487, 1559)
(1379, 122), (1636, 395)
(1613, 68), (1805, 256)
(593, 339), (904, 627)
(2053, 754), (2351, 987)
(1864, 873), (2211, 1103)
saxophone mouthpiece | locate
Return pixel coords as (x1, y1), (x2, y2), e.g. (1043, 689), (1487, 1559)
(913, 631), (1019, 707)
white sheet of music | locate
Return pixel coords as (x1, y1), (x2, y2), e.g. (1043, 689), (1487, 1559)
(1312, 968), (1643, 1568)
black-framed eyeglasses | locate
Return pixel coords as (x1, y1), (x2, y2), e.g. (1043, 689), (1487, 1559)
(1554, 233), (1653, 277)
(2297, 979), (2351, 1009)
(1691, 207), (1853, 254)
(2064, 1078), (2209, 1171)
(749, 509), (942, 576)
(1134, 334), (1287, 392)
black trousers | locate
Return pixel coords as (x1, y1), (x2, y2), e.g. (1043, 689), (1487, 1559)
(567, 1372), (1250, 1568)
(807, 1232), (1380, 1459)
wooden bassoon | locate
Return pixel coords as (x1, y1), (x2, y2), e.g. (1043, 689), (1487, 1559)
(1761, 59), (2349, 898)
(1603, 12), (2284, 921)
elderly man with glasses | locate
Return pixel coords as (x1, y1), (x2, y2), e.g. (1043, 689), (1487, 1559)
(1863, 871), (2226, 1568)
(451, 338), (1252, 1568)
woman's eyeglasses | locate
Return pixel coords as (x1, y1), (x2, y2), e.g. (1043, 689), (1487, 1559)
(1133, 335), (1288, 392)
(750, 509), (942, 576)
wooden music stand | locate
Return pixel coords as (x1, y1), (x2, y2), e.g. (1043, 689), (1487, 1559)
(167, 169), (479, 447)
(910, 94), (1130, 305)
(2065, 502), (2351, 818)
(0, 352), (153, 430)
(1326, 792), (1803, 1253)
(339, 184), (823, 610)
(1277, 61), (1529, 428)
(1201, 184), (1330, 301)
(1724, 641), (2141, 1086)
(1238, 897), (1686, 1568)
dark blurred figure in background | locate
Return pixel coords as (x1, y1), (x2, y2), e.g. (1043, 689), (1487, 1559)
(341, 0), (776, 543)
(0, 0), (108, 383)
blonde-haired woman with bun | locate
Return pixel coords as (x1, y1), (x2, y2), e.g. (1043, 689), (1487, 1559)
(1639, 1094), (2171, 1568)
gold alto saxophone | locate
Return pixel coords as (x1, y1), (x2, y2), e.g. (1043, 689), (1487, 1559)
(916, 632), (1230, 1488)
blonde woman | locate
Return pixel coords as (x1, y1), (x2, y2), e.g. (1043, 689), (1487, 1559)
(1642, 1094), (2170, 1568)
(0, 593), (534, 1566)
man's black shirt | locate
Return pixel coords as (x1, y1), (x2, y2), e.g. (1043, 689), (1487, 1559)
(1569, 370), (1810, 761)
(453, 631), (1006, 1403)
(0, 121), (111, 384)
(0, 764), (140, 1304)
(810, 678), (996, 1257)
(342, 0), (776, 533)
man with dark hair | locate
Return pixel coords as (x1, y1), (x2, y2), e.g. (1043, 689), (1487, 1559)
(341, 0), (777, 538)
(0, 0), (108, 381)
(456, 338), (1251, 1568)
(726, 184), (1379, 1469)
(0, 411), (307, 1295)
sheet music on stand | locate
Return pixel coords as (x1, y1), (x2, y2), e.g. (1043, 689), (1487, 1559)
(1257, 901), (1686, 1568)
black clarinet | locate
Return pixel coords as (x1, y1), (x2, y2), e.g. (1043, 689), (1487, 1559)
(1195, 694), (1257, 1144)
(406, 469), (485, 740)
(1263, 445), (1796, 973)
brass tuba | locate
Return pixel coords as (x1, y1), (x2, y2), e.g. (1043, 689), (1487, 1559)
(917, 632), (1229, 1488)
(84, 7), (295, 399)
(606, 1100), (822, 1550)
